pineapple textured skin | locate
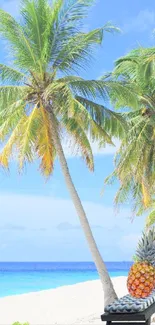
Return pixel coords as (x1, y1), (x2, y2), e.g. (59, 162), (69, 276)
(127, 262), (155, 298)
(127, 229), (155, 298)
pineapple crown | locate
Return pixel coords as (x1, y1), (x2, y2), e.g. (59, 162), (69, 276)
(135, 228), (155, 266)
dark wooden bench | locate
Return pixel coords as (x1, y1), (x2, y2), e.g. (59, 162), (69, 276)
(101, 301), (155, 325)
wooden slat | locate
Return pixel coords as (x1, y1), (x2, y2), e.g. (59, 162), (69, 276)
(101, 312), (145, 321)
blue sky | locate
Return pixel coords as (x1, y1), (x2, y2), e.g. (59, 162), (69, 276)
(0, 0), (154, 262)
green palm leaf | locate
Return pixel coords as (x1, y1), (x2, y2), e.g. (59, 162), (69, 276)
(0, 100), (25, 141)
(53, 25), (119, 72)
(76, 96), (127, 138)
(37, 107), (56, 176)
(20, 0), (54, 72)
(0, 9), (39, 71)
(146, 210), (155, 229)
(18, 107), (40, 168)
(73, 98), (113, 144)
(0, 115), (27, 168)
(0, 64), (26, 83)
(0, 86), (28, 109)
(106, 45), (155, 219)
(62, 116), (94, 171)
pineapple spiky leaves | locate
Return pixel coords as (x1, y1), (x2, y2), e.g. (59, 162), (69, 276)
(127, 228), (155, 298)
(136, 229), (155, 266)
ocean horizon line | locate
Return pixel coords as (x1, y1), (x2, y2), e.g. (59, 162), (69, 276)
(0, 261), (130, 297)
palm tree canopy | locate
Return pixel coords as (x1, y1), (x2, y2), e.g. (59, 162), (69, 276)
(105, 46), (155, 217)
(0, 0), (138, 177)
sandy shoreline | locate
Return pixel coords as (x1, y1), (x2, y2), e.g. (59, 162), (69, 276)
(0, 276), (128, 325)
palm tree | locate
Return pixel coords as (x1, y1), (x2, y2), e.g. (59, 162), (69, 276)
(0, 0), (137, 306)
(105, 47), (155, 220)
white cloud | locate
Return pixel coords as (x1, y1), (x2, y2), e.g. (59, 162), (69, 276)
(0, 223), (46, 232)
(57, 222), (103, 231)
(63, 139), (120, 158)
(0, 193), (146, 261)
(119, 233), (141, 251)
(123, 9), (155, 33)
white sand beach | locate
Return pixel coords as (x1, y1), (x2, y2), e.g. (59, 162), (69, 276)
(0, 276), (128, 325)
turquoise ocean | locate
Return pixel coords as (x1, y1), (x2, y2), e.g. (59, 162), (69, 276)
(0, 262), (132, 298)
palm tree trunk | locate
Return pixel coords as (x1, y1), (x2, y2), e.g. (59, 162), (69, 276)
(47, 108), (118, 307)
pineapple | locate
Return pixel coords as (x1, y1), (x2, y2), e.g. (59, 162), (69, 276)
(127, 228), (155, 298)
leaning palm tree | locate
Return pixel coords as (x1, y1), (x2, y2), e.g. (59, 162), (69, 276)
(0, 0), (136, 306)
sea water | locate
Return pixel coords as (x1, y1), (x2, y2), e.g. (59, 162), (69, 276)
(0, 262), (132, 297)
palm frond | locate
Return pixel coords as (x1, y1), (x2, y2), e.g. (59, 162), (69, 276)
(0, 86), (28, 110)
(0, 100), (25, 141)
(141, 181), (151, 208)
(73, 98), (113, 145)
(53, 26), (118, 72)
(101, 77), (139, 110)
(52, 82), (113, 145)
(140, 48), (155, 81)
(62, 116), (94, 171)
(60, 78), (109, 99)
(20, 0), (53, 72)
(37, 107), (56, 176)
(114, 48), (155, 90)
(146, 210), (155, 229)
(0, 115), (27, 168)
(0, 9), (39, 71)
(56, 0), (96, 22)
(0, 64), (26, 83)
(18, 107), (40, 169)
(76, 96), (127, 139)
(48, 0), (97, 65)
